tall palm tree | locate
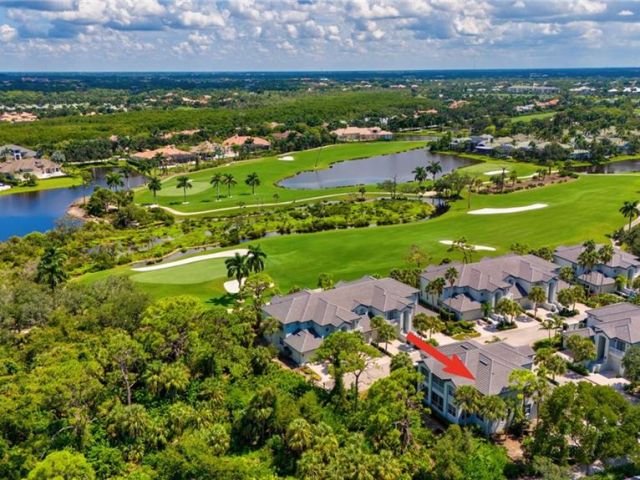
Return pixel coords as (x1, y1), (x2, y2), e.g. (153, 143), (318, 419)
(426, 160), (442, 181)
(478, 395), (507, 436)
(577, 240), (599, 273)
(147, 176), (162, 198)
(225, 252), (250, 289)
(246, 244), (267, 273)
(245, 172), (260, 195)
(80, 170), (93, 206)
(106, 171), (124, 191)
(120, 164), (134, 190)
(412, 166), (428, 186)
(36, 246), (68, 292)
(620, 200), (639, 230)
(598, 244), (614, 265)
(528, 286), (547, 319)
(176, 175), (192, 203)
(426, 277), (446, 306)
(210, 173), (223, 200)
(454, 385), (481, 424)
(444, 267), (458, 288)
(223, 173), (237, 198)
(285, 418), (312, 453)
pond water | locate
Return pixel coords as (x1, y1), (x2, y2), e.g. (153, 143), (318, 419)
(600, 159), (640, 173)
(0, 167), (145, 241)
(279, 149), (477, 190)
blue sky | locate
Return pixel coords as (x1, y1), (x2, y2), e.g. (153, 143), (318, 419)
(0, 0), (639, 71)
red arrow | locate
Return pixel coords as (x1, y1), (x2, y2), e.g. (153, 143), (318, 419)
(406, 332), (475, 381)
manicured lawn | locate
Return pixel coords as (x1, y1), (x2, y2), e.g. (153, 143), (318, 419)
(135, 141), (425, 212)
(509, 112), (556, 123)
(85, 174), (640, 302)
(131, 258), (228, 285)
(0, 176), (82, 196)
(457, 158), (541, 177)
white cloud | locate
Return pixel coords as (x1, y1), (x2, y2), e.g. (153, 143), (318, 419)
(618, 9), (634, 16)
(0, 23), (16, 41)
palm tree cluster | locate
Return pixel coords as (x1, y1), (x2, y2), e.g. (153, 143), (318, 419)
(620, 200), (639, 230)
(224, 244), (267, 290)
(411, 160), (443, 187)
(577, 240), (614, 273)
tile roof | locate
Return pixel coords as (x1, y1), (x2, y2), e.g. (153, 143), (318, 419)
(442, 294), (483, 314)
(284, 329), (323, 354)
(263, 276), (418, 328)
(421, 341), (534, 396)
(421, 254), (558, 292)
(555, 245), (640, 269)
(222, 135), (271, 147)
(587, 302), (640, 344)
(578, 271), (616, 286)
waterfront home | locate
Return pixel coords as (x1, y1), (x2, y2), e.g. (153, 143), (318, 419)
(418, 340), (536, 433)
(420, 254), (560, 321)
(132, 145), (193, 164)
(262, 276), (419, 365)
(565, 302), (640, 376)
(331, 126), (393, 142)
(0, 144), (37, 162)
(222, 135), (271, 152)
(553, 245), (640, 294)
(0, 145), (62, 179)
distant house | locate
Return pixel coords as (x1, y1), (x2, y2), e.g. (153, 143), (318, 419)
(0, 144), (37, 162)
(161, 129), (201, 140)
(132, 145), (193, 164)
(568, 149), (591, 160)
(332, 126), (394, 142)
(0, 112), (38, 123)
(565, 303), (640, 376)
(553, 245), (640, 294)
(506, 85), (559, 94)
(0, 144), (63, 180)
(262, 276), (419, 365)
(222, 135), (271, 152)
(420, 254), (561, 321)
(418, 340), (537, 433)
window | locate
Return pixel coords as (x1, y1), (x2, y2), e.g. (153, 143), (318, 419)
(447, 403), (457, 417)
(431, 393), (444, 411)
(431, 375), (445, 391)
(611, 338), (628, 353)
(524, 404), (532, 416)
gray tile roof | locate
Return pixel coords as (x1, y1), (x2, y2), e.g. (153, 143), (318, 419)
(284, 329), (323, 354)
(578, 271), (616, 286)
(263, 276), (418, 328)
(587, 302), (640, 344)
(421, 340), (534, 396)
(555, 245), (640, 269)
(442, 294), (483, 313)
(421, 254), (558, 292)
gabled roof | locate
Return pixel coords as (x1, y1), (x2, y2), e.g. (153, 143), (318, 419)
(222, 135), (271, 147)
(421, 254), (558, 293)
(284, 329), (323, 354)
(421, 341), (534, 396)
(263, 276), (418, 328)
(578, 271), (616, 287)
(554, 244), (640, 269)
(442, 294), (483, 314)
(587, 302), (640, 344)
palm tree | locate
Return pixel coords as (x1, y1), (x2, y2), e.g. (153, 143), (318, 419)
(412, 166), (428, 186)
(444, 267), (458, 288)
(454, 385), (481, 424)
(413, 313), (444, 339)
(176, 175), (192, 203)
(466, 176), (483, 210)
(80, 170), (93, 206)
(36, 246), (68, 292)
(246, 244), (267, 273)
(285, 418), (312, 453)
(426, 277), (446, 306)
(478, 395), (507, 436)
(210, 173), (223, 200)
(225, 252), (250, 289)
(528, 286), (547, 319)
(245, 172), (260, 195)
(577, 240), (599, 273)
(106, 171), (124, 191)
(147, 176), (162, 198)
(120, 164), (134, 190)
(598, 244), (614, 265)
(426, 160), (442, 181)
(223, 173), (237, 198)
(620, 200), (639, 230)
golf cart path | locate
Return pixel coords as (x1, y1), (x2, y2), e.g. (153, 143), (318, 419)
(152, 191), (436, 216)
(132, 248), (248, 272)
(439, 240), (496, 251)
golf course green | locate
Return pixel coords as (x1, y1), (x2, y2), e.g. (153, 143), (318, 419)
(86, 173), (640, 303)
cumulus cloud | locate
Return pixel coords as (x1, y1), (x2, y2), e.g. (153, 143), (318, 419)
(1, 0), (640, 68)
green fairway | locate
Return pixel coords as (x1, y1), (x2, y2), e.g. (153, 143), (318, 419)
(135, 141), (425, 212)
(0, 175), (82, 196)
(510, 112), (556, 123)
(87, 174), (640, 302)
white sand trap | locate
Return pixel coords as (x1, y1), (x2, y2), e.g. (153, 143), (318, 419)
(468, 203), (548, 215)
(132, 248), (248, 272)
(484, 169), (509, 176)
(224, 279), (241, 294)
(439, 240), (496, 251)
(278, 155), (295, 161)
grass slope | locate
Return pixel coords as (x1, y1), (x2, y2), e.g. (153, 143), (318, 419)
(0, 176), (82, 196)
(86, 174), (640, 303)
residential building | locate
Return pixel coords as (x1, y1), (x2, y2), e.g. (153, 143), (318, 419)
(262, 276), (419, 365)
(0, 112), (38, 123)
(553, 245), (640, 294)
(332, 126), (394, 142)
(0, 144), (37, 162)
(420, 254), (560, 320)
(418, 340), (536, 433)
(132, 145), (193, 163)
(506, 85), (559, 94)
(222, 135), (271, 152)
(565, 303), (640, 376)
(0, 157), (62, 179)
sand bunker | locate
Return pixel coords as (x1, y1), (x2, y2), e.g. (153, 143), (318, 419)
(468, 203), (548, 215)
(278, 155), (295, 161)
(132, 248), (248, 272)
(484, 169), (509, 176)
(224, 279), (241, 294)
(439, 240), (496, 251)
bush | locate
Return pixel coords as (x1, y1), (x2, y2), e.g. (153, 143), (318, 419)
(567, 362), (589, 376)
(533, 335), (563, 351)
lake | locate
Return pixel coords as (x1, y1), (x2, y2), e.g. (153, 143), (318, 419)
(279, 149), (477, 190)
(0, 168), (145, 241)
